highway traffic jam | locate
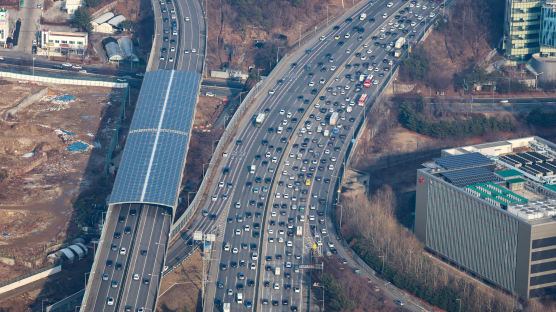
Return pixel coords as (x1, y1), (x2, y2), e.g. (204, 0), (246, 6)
(200, 0), (442, 311)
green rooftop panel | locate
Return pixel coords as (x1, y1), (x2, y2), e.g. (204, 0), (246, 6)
(546, 184), (556, 192)
(507, 178), (527, 184)
(497, 169), (522, 178)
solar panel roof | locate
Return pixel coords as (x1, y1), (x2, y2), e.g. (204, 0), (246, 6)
(435, 152), (493, 170)
(441, 166), (501, 187)
(110, 70), (201, 208)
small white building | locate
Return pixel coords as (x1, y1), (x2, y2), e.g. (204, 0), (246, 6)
(92, 12), (115, 34)
(64, 0), (84, 15)
(0, 9), (10, 45)
(40, 29), (88, 56)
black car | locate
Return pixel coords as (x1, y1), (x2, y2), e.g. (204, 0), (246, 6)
(220, 263), (227, 271)
(272, 300), (279, 306)
(106, 259), (113, 267)
(140, 249), (147, 256)
(118, 216), (125, 223)
(124, 226), (131, 234)
(114, 232), (121, 239)
(129, 209), (136, 216)
(115, 263), (122, 270)
(283, 299), (289, 305)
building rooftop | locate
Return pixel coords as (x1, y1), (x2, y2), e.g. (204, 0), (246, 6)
(423, 137), (556, 223)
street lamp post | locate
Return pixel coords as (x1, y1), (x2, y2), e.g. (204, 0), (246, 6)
(32, 56), (35, 77)
(202, 163), (210, 177)
(379, 255), (385, 274)
(276, 46), (283, 64)
(456, 298), (462, 312)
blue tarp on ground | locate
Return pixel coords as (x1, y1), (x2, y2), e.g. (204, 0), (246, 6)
(60, 129), (76, 136)
(53, 95), (76, 102)
(67, 142), (89, 152)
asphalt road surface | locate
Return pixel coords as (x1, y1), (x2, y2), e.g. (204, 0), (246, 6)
(83, 204), (171, 312)
(160, 0), (441, 311)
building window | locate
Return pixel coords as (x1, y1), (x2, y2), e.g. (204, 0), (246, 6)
(55, 40), (59, 43)
(78, 41), (83, 45)
(530, 285), (556, 297)
(61, 40), (67, 44)
(69, 41), (74, 44)
(48, 40), (53, 43)
(531, 260), (556, 274)
(530, 272), (556, 286)
(532, 248), (556, 261)
(533, 236), (556, 249)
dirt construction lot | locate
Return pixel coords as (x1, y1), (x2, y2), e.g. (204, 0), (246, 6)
(0, 78), (123, 282)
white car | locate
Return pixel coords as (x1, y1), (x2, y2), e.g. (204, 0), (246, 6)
(219, 181), (224, 188)
(244, 225), (250, 232)
(286, 241), (293, 247)
(133, 273), (140, 280)
(232, 247), (239, 254)
(268, 89), (275, 95)
(319, 35), (326, 41)
(279, 109), (285, 115)
(107, 297), (114, 306)
(119, 247), (126, 255)
(192, 48), (197, 53)
(185, 17), (190, 22)
(235, 229), (241, 235)
(308, 81), (314, 86)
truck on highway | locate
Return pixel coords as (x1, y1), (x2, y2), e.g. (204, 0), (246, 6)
(254, 113), (265, 127)
(395, 37), (406, 49)
(323, 129), (330, 137)
(359, 13), (367, 21)
(249, 165), (256, 174)
(296, 226), (303, 236)
(223, 303), (231, 312)
(317, 125), (323, 133)
(275, 267), (281, 276)
(394, 37), (406, 57)
(329, 112), (339, 126)
(236, 293), (243, 304)
(359, 74), (366, 82)
(277, 126), (283, 134)
(363, 77), (372, 88)
(358, 94), (368, 106)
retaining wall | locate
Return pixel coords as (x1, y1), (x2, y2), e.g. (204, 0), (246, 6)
(0, 265), (61, 295)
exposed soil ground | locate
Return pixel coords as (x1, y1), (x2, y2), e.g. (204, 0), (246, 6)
(0, 78), (123, 281)
(206, 0), (364, 73)
(156, 250), (202, 312)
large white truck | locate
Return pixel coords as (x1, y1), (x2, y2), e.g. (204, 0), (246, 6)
(236, 293), (243, 304)
(275, 267), (281, 276)
(296, 226), (303, 236)
(359, 13), (367, 20)
(359, 74), (366, 82)
(223, 303), (231, 312)
(254, 113), (265, 127)
(323, 129), (330, 137)
(329, 112), (339, 126)
(395, 37), (406, 49)
(249, 165), (256, 174)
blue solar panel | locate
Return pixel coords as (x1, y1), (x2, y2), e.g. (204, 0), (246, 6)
(110, 70), (200, 208)
(435, 152), (492, 170)
(130, 70), (200, 133)
(441, 167), (501, 187)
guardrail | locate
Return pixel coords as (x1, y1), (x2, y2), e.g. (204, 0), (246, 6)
(0, 68), (128, 88)
(146, 0), (161, 72)
(80, 205), (115, 310)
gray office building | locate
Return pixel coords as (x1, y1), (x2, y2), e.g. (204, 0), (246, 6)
(415, 137), (556, 298)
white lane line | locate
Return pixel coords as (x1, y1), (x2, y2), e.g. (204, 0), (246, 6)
(140, 70), (176, 201)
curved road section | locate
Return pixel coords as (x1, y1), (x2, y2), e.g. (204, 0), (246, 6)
(157, 0), (442, 311)
(80, 0), (206, 310)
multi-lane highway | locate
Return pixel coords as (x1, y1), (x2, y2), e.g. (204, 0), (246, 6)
(156, 0), (442, 311)
(81, 0), (206, 310)
(83, 204), (171, 312)
(155, 0), (204, 72)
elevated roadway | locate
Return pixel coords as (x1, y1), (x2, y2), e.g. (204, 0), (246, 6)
(81, 0), (206, 310)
